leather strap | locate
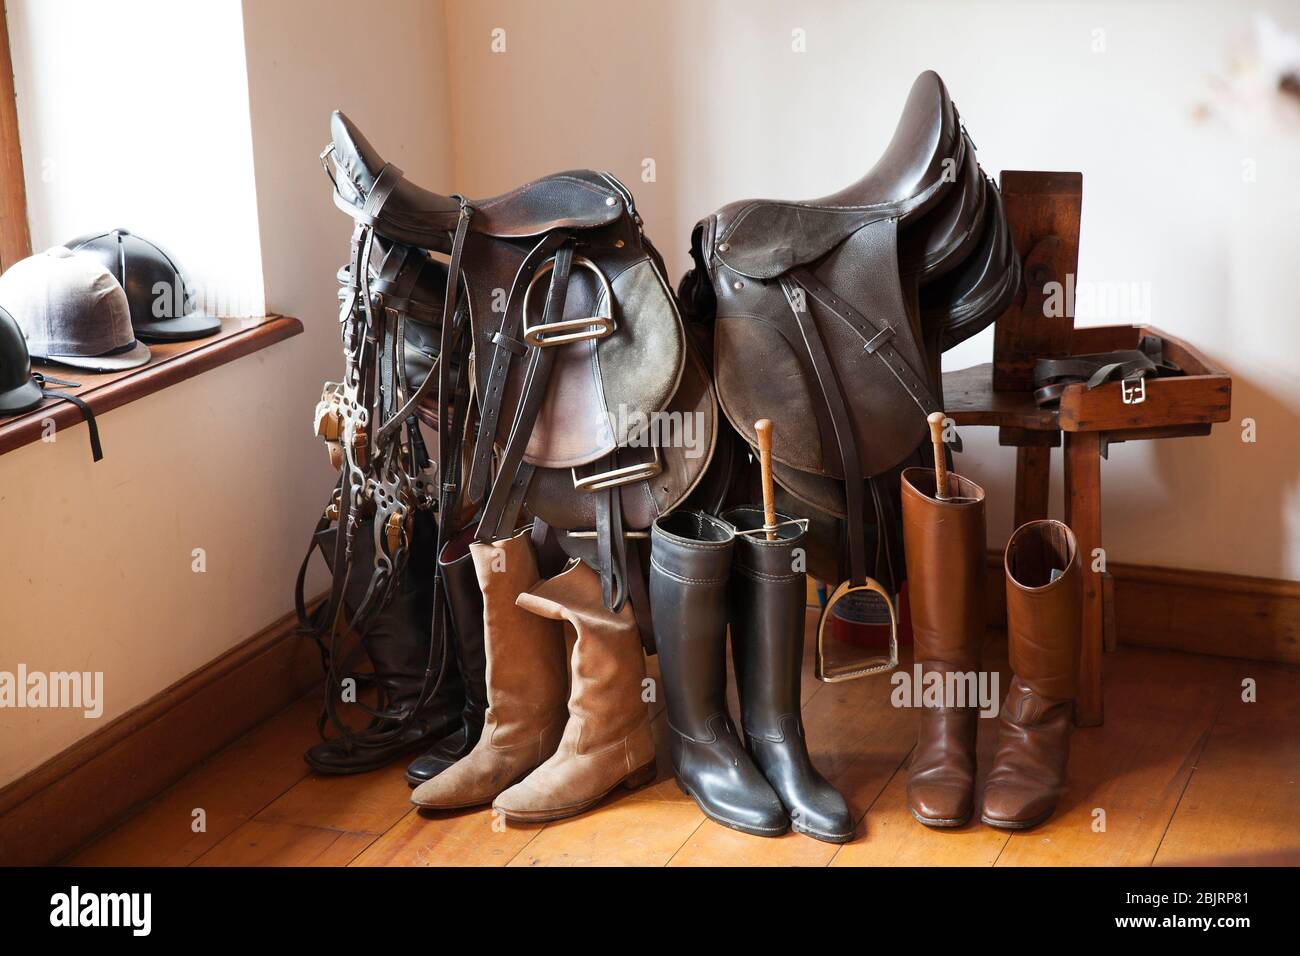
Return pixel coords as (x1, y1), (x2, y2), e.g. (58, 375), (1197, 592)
(476, 242), (576, 542)
(780, 278), (869, 588)
(375, 202), (471, 447)
(595, 459), (630, 611)
(362, 163), (405, 223)
(33, 374), (103, 462)
(1031, 338), (1179, 408)
(789, 267), (939, 418)
(466, 231), (570, 502)
(624, 536), (655, 653)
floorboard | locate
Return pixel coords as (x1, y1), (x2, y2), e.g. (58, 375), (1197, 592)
(1154, 659), (1300, 866)
(71, 622), (1300, 867)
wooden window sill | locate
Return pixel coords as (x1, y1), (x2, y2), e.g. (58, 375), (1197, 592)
(0, 314), (303, 457)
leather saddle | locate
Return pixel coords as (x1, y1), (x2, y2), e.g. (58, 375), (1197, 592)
(686, 70), (1020, 592)
(325, 112), (694, 613)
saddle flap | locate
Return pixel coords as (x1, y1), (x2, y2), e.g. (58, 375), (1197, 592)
(712, 218), (932, 481)
(522, 256), (685, 468)
(524, 343), (716, 531)
(710, 70), (964, 279)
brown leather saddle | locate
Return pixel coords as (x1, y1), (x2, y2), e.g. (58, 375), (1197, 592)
(684, 71), (1020, 592)
(324, 112), (697, 613)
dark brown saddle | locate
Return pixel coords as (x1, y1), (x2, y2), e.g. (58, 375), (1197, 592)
(324, 112), (697, 614)
(686, 71), (1020, 592)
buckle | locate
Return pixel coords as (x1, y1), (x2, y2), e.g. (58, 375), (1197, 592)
(862, 326), (895, 355)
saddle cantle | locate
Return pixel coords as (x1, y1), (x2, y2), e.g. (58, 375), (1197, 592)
(711, 70), (965, 281)
(920, 176), (1021, 351)
(687, 70), (1020, 596)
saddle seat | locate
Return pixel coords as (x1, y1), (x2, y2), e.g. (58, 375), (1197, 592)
(329, 112), (625, 249)
(711, 70), (964, 280)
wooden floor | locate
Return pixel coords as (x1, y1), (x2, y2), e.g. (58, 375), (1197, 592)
(72, 611), (1300, 867)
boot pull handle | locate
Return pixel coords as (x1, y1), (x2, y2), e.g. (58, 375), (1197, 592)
(928, 411), (949, 501)
(755, 418), (777, 540)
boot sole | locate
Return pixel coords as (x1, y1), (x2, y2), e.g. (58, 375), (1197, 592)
(980, 809), (1054, 831)
(675, 776), (789, 838)
(305, 716), (464, 776)
(792, 822), (855, 844)
(910, 807), (973, 829)
(304, 736), (433, 776)
(493, 762), (659, 823)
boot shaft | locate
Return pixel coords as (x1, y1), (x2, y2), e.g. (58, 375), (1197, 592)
(649, 511), (735, 735)
(439, 529), (487, 717)
(1004, 520), (1081, 702)
(470, 529), (569, 741)
(321, 510), (460, 706)
(900, 467), (986, 669)
(516, 561), (650, 753)
(723, 506), (806, 737)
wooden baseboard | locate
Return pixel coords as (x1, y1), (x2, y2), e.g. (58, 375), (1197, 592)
(984, 552), (1300, 665)
(0, 604), (325, 866)
(1109, 562), (1300, 664)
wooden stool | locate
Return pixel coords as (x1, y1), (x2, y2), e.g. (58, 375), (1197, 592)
(942, 172), (1232, 726)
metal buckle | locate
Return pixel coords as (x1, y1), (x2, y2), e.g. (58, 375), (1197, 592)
(1121, 376), (1146, 405)
(571, 447), (662, 492)
(862, 325), (895, 355)
(521, 256), (616, 347)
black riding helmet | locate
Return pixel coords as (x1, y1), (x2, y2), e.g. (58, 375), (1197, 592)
(0, 304), (43, 416)
(62, 228), (221, 342)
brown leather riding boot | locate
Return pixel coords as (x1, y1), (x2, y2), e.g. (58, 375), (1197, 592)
(411, 529), (569, 810)
(900, 466), (986, 827)
(493, 561), (657, 822)
(982, 519), (1081, 830)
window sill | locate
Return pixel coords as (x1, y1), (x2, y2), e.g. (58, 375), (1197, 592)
(0, 314), (303, 457)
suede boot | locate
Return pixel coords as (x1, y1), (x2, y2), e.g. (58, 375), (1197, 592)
(411, 528), (568, 810)
(494, 561), (657, 821)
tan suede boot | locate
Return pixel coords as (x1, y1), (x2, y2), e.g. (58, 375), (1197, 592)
(411, 529), (569, 810)
(981, 519), (1081, 829)
(493, 561), (657, 822)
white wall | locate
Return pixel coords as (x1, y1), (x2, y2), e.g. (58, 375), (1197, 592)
(442, 0), (1300, 581)
(0, 0), (453, 788)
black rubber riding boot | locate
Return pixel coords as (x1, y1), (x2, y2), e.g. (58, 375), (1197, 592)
(405, 530), (488, 785)
(649, 511), (787, 838)
(724, 506), (853, 843)
(305, 510), (464, 775)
